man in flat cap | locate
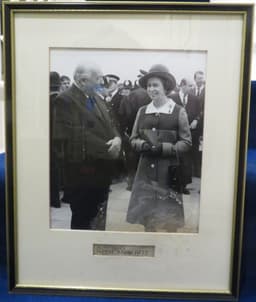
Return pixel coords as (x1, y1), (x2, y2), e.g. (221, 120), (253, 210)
(103, 73), (124, 135)
(52, 63), (121, 230)
(104, 74), (121, 116)
(105, 74), (120, 91)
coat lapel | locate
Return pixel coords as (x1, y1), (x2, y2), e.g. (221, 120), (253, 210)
(94, 94), (113, 124)
(68, 85), (104, 124)
(68, 85), (114, 135)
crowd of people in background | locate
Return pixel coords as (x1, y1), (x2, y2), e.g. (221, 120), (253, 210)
(49, 63), (205, 231)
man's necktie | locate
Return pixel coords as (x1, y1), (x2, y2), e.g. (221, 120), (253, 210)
(183, 95), (186, 106)
(86, 96), (95, 111)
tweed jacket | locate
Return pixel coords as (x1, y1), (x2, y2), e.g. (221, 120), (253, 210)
(52, 84), (122, 188)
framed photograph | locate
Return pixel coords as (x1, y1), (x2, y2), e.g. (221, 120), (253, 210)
(3, 1), (253, 300)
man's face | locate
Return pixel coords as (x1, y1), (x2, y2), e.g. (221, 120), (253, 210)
(195, 73), (205, 88)
(181, 81), (193, 95)
(78, 70), (104, 95)
(120, 88), (131, 96)
(60, 79), (70, 91)
(107, 80), (118, 93)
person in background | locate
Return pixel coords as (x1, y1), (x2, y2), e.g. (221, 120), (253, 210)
(119, 73), (151, 136)
(50, 71), (61, 208)
(104, 74), (120, 102)
(126, 64), (191, 232)
(52, 63), (121, 230)
(190, 71), (206, 177)
(191, 71), (205, 99)
(133, 79), (140, 90)
(103, 74), (122, 128)
(60, 75), (71, 92)
(118, 74), (151, 190)
(172, 78), (201, 194)
(119, 80), (133, 97)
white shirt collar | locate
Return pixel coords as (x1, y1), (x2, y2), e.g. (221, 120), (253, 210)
(196, 85), (204, 93)
(145, 98), (176, 114)
(179, 91), (187, 105)
(110, 88), (119, 97)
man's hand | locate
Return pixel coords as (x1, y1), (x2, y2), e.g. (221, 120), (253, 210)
(106, 137), (121, 159)
(190, 119), (198, 130)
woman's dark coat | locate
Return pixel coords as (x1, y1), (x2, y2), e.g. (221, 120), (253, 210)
(126, 99), (191, 231)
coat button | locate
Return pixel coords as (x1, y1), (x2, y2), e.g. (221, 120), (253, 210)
(150, 164), (155, 168)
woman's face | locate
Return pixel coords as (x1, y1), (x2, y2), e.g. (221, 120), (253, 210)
(147, 77), (166, 102)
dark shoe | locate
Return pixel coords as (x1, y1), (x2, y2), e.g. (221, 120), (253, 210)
(51, 202), (61, 208)
(126, 184), (132, 191)
(60, 198), (70, 204)
(183, 188), (190, 195)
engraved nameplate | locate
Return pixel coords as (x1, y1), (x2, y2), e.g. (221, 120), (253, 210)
(93, 244), (155, 257)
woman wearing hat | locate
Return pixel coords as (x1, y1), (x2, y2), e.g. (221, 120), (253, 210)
(126, 64), (192, 232)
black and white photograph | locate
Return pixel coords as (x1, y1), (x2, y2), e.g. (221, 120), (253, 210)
(50, 48), (207, 233)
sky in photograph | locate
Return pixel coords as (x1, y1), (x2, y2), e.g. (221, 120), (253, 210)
(50, 48), (207, 85)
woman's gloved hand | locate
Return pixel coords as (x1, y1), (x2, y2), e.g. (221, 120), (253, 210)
(140, 142), (151, 153)
(150, 143), (162, 156)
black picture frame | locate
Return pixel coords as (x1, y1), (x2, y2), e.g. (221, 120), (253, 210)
(3, 1), (253, 300)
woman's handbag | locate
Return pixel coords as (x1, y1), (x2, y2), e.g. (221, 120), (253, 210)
(168, 152), (183, 193)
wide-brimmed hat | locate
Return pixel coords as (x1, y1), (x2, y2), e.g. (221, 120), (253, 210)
(139, 64), (176, 93)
